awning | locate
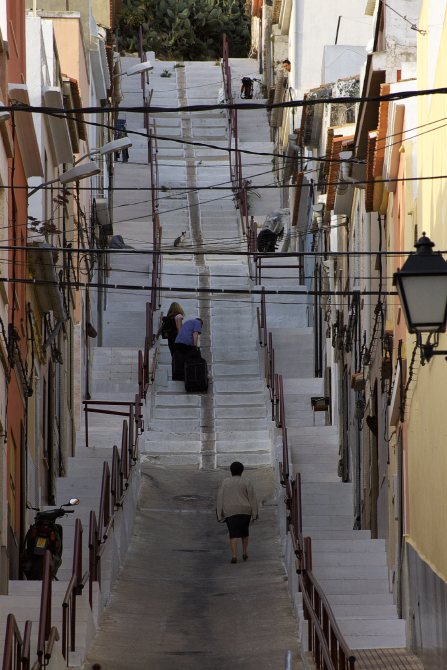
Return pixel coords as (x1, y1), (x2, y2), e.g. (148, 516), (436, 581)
(28, 243), (67, 321)
(100, 39), (111, 90)
(42, 87), (73, 165)
(8, 84), (44, 179)
(91, 39), (110, 101)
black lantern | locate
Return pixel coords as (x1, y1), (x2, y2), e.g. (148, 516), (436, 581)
(393, 233), (447, 334)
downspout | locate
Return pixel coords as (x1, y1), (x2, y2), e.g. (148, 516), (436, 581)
(365, 212), (371, 349)
(59, 328), (67, 478)
(396, 340), (404, 618)
(70, 318), (75, 458)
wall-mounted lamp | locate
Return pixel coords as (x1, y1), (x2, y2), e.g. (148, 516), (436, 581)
(28, 162), (101, 196)
(113, 61), (153, 79)
(74, 138), (133, 165)
(393, 233), (447, 364)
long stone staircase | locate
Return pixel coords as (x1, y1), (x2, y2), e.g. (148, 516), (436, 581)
(262, 263), (406, 650)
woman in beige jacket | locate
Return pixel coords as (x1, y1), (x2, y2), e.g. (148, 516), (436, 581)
(217, 461), (258, 563)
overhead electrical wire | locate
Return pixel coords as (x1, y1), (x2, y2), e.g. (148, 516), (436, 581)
(10, 84), (447, 117)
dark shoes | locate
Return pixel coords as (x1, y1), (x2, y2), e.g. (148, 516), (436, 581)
(231, 557), (237, 564)
(243, 554), (248, 561)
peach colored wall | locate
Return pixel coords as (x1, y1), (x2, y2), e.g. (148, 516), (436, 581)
(51, 17), (89, 109)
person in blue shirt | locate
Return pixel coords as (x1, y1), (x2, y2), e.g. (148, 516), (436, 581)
(175, 318), (203, 355)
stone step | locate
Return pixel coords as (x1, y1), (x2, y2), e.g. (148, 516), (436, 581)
(302, 515), (353, 529)
(339, 617), (406, 643)
(312, 565), (389, 581)
(301, 482), (353, 496)
(331, 604), (398, 618)
(148, 419), (201, 432)
(142, 441), (201, 453)
(154, 395), (201, 407)
(216, 440), (271, 453)
(310, 538), (385, 552)
(214, 406), (267, 419)
(316, 579), (390, 595)
(214, 394), (266, 406)
(141, 453), (201, 466)
(294, 452), (339, 464)
(293, 463), (340, 477)
(216, 453), (271, 467)
(215, 418), (268, 431)
(153, 407), (201, 419)
(214, 380), (266, 393)
(312, 552), (389, 567)
(306, 530), (371, 540)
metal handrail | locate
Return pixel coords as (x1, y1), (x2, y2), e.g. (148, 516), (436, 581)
(44, 629), (59, 662)
(62, 575), (77, 663)
(88, 511), (100, 607)
(22, 622), (32, 670)
(150, 347), (159, 385)
(89, 418), (139, 608)
(254, 255), (304, 286)
(98, 461), (111, 542)
(37, 551), (58, 667)
(301, 566), (355, 668)
(83, 399), (142, 450)
(2, 614), (32, 670)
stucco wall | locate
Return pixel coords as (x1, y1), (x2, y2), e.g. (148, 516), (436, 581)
(406, 0), (447, 582)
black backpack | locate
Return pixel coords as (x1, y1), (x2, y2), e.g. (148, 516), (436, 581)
(161, 315), (177, 339)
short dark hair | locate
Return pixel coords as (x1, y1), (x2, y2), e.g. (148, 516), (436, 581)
(283, 59), (291, 65)
(230, 461), (244, 476)
(197, 318), (203, 324)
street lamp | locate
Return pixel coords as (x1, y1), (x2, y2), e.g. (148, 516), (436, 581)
(393, 232), (447, 363)
(28, 161), (101, 196)
(113, 61), (153, 79)
(74, 138), (133, 165)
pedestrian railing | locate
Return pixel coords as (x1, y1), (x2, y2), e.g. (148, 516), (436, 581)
(62, 519), (89, 665)
(222, 35), (249, 234)
(88, 417), (139, 610)
(2, 614), (32, 670)
(258, 290), (356, 670)
(36, 551), (60, 669)
(82, 400), (142, 451)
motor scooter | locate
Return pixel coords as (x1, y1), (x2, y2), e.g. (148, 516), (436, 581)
(21, 498), (80, 580)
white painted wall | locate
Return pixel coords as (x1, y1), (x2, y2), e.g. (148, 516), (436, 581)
(0, 0), (6, 47)
(288, 0), (371, 100)
(322, 45), (367, 85)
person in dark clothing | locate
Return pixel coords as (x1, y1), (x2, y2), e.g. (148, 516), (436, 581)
(157, 302), (185, 355)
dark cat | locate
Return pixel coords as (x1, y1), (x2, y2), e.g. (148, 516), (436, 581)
(174, 231), (187, 247)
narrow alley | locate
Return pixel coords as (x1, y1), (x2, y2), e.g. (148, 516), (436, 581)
(83, 58), (301, 669)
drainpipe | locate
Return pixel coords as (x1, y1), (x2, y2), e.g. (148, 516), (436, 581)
(396, 427), (403, 618)
(365, 212), (371, 347)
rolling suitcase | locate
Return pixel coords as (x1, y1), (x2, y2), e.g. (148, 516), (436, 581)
(172, 350), (186, 381)
(184, 357), (208, 393)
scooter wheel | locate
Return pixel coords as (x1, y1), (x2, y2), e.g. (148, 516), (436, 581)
(26, 556), (44, 580)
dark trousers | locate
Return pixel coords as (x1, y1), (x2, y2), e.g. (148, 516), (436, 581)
(174, 343), (200, 358)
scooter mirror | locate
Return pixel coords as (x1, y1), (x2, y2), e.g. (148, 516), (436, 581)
(69, 498), (80, 505)
(26, 501), (32, 509)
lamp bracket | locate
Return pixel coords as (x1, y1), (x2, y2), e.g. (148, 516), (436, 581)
(418, 333), (447, 365)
